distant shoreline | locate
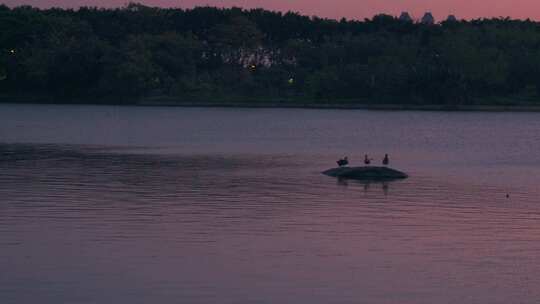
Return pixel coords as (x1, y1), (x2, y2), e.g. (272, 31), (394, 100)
(136, 101), (540, 112)
(3, 98), (540, 112)
(5, 5), (540, 115)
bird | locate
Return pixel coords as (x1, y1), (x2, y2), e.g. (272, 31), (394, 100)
(337, 156), (349, 167)
(364, 154), (371, 165)
(382, 154), (389, 166)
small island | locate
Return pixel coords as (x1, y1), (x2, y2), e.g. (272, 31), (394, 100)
(323, 166), (408, 181)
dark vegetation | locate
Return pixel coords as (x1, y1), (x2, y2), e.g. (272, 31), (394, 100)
(2, 3), (540, 106)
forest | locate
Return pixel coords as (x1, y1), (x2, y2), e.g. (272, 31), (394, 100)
(2, 3), (540, 106)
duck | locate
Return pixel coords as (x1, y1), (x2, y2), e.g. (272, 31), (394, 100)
(382, 154), (389, 166)
(364, 154), (371, 165)
(337, 156), (349, 167)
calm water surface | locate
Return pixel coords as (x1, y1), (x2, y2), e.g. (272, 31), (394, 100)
(2, 104), (540, 303)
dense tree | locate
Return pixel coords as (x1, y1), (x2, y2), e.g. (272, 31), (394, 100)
(2, 4), (540, 105)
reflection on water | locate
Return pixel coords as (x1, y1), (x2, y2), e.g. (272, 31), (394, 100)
(2, 143), (540, 304)
(336, 178), (392, 195)
(2, 105), (540, 304)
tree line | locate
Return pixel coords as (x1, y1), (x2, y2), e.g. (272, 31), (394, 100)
(2, 3), (540, 105)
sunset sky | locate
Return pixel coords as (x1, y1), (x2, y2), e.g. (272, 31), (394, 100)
(3, 0), (540, 21)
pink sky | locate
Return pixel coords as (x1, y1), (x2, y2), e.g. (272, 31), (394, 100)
(2, 0), (539, 20)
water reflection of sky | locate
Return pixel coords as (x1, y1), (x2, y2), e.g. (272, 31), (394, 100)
(1, 143), (540, 304)
(2, 105), (540, 303)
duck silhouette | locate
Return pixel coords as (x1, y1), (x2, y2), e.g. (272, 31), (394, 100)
(337, 156), (349, 167)
(382, 154), (389, 166)
(364, 154), (371, 165)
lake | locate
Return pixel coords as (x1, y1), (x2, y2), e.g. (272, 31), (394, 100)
(2, 103), (540, 304)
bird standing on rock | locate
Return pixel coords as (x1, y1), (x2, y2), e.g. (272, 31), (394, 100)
(364, 154), (371, 165)
(337, 156), (349, 167)
(383, 154), (389, 166)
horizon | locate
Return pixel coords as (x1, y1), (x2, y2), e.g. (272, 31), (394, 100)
(2, 0), (540, 21)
